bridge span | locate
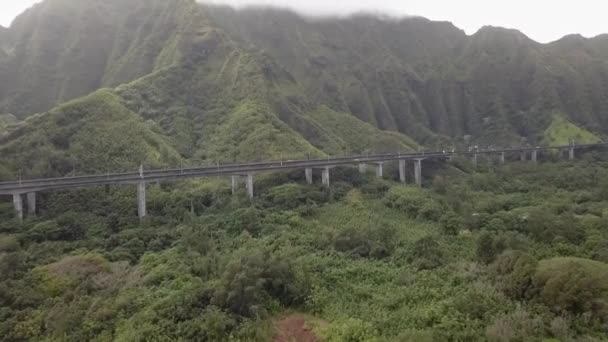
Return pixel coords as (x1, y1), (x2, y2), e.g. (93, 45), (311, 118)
(1, 143), (605, 221)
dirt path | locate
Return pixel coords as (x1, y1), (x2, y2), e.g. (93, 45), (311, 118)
(273, 314), (323, 342)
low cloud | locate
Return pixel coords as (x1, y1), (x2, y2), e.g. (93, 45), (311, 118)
(198, 0), (413, 18)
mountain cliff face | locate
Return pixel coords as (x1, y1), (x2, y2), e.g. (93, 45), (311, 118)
(0, 0), (606, 177)
(0, 0), (202, 117)
(205, 7), (608, 145)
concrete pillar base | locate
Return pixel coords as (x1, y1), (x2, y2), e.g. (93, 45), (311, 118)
(247, 174), (254, 199)
(232, 175), (239, 195)
(322, 168), (330, 188)
(376, 163), (383, 178)
(500, 152), (505, 165)
(414, 159), (422, 187)
(27, 193), (36, 216)
(358, 163), (367, 174)
(532, 150), (538, 163)
(13, 193), (23, 222)
(569, 147), (575, 160)
(305, 168), (313, 185)
(399, 160), (406, 183)
(137, 181), (146, 220)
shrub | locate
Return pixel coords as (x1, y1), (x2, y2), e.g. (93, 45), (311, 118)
(322, 317), (378, 342)
(212, 251), (309, 317)
(219, 207), (263, 236)
(409, 236), (445, 270)
(384, 186), (444, 221)
(332, 224), (397, 259)
(477, 231), (504, 264)
(263, 183), (327, 210)
(485, 308), (544, 342)
(532, 257), (608, 319)
(26, 213), (85, 242)
(453, 282), (509, 320)
(440, 212), (464, 235)
(492, 250), (538, 300)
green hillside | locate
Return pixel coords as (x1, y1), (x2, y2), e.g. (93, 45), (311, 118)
(542, 112), (602, 146)
(0, 89), (181, 179)
(0, 0), (199, 117)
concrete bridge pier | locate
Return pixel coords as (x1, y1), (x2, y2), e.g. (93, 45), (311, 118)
(247, 174), (254, 199)
(414, 159), (423, 187)
(27, 193), (36, 216)
(358, 163), (367, 174)
(500, 152), (506, 165)
(13, 193), (23, 222)
(375, 163), (384, 178)
(305, 168), (313, 185)
(232, 175), (240, 195)
(472, 154), (478, 167)
(137, 181), (146, 220)
(531, 150), (538, 163)
(569, 147), (575, 160)
(322, 167), (330, 188)
(398, 160), (406, 183)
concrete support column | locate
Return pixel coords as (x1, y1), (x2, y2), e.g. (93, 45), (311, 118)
(531, 150), (538, 163)
(137, 181), (146, 220)
(398, 160), (406, 183)
(305, 168), (313, 185)
(358, 163), (367, 174)
(13, 193), (23, 222)
(322, 168), (330, 188)
(520, 151), (526, 162)
(27, 193), (36, 216)
(232, 175), (239, 195)
(247, 174), (254, 199)
(414, 159), (422, 187)
(500, 152), (505, 165)
(472, 154), (478, 167)
(375, 163), (383, 178)
(569, 147), (575, 160)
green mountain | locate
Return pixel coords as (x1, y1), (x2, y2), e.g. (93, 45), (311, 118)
(0, 0), (420, 178)
(0, 0), (606, 176)
(0, 0), (201, 117)
(206, 7), (608, 145)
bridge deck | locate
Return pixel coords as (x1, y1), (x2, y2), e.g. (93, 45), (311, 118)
(0, 143), (604, 195)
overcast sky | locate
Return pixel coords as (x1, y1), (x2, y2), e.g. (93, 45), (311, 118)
(1, 0), (607, 43)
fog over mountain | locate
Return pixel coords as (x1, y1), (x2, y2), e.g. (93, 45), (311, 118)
(199, 0), (608, 43)
(2, 0), (608, 42)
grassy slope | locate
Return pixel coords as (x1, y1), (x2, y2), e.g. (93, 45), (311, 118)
(542, 112), (601, 146)
(296, 106), (419, 155)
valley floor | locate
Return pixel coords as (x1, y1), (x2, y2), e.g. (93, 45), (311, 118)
(1, 154), (608, 341)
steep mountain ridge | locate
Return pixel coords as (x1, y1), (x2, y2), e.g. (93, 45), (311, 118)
(0, 0), (200, 117)
(0, 0), (418, 179)
(0, 0), (606, 178)
(205, 6), (608, 145)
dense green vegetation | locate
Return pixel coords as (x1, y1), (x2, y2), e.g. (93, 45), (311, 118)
(2, 154), (608, 341)
(2, 1), (608, 341)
